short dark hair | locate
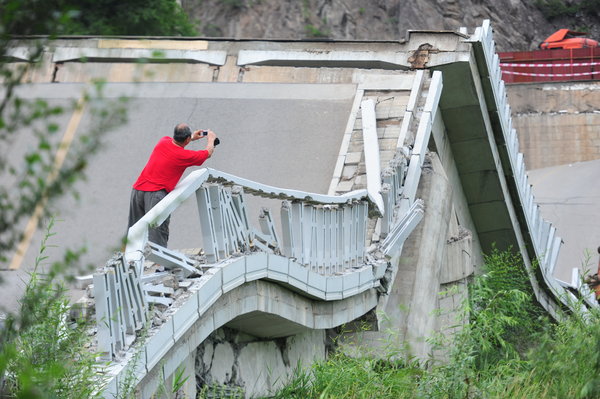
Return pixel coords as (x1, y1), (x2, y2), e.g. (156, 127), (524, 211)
(173, 123), (192, 143)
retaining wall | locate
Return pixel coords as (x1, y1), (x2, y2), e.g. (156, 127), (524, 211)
(507, 81), (600, 170)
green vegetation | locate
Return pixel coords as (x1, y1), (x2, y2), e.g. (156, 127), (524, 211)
(0, 0), (197, 36)
(0, 221), (105, 398)
(0, 1), (130, 396)
(304, 24), (330, 39)
(300, 0), (330, 39)
(198, 383), (245, 398)
(267, 248), (600, 399)
(535, 0), (600, 21)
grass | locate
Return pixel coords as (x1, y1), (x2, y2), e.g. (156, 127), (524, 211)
(266, 248), (600, 399)
(305, 24), (330, 38)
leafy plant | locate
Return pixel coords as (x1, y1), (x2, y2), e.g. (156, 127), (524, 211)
(0, 219), (105, 398)
(535, 0), (600, 20)
(0, 1), (131, 397)
(1, 0), (197, 36)
(269, 248), (600, 399)
(152, 364), (191, 399)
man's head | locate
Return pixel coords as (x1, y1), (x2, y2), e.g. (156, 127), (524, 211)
(173, 123), (192, 144)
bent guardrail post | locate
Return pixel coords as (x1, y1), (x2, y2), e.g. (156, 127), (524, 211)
(93, 255), (145, 361)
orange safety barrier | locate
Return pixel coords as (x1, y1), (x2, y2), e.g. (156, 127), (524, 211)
(498, 47), (600, 83)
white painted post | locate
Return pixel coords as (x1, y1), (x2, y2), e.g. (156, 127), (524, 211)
(291, 202), (304, 263)
(231, 186), (252, 248)
(93, 273), (113, 361)
(208, 185), (228, 259)
(303, 204), (314, 269)
(280, 201), (294, 258)
(361, 99), (385, 215)
(323, 207), (332, 274)
(196, 187), (218, 263)
(316, 207), (325, 273)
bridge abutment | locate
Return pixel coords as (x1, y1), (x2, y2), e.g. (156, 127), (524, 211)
(339, 152), (474, 363)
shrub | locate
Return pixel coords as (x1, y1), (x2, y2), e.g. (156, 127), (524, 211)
(0, 221), (105, 398)
(270, 248), (600, 398)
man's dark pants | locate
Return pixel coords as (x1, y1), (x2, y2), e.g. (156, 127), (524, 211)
(128, 189), (170, 247)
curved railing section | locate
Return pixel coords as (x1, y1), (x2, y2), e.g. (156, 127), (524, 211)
(125, 168), (377, 270)
(94, 161), (424, 365)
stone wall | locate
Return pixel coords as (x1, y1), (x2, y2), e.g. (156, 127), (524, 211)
(507, 81), (600, 170)
(195, 327), (327, 398)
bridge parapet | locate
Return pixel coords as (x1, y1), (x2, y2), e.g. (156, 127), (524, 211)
(469, 20), (597, 313)
(94, 149), (424, 360)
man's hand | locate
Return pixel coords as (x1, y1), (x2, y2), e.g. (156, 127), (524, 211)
(206, 130), (217, 141)
(204, 129), (217, 157)
(191, 130), (203, 141)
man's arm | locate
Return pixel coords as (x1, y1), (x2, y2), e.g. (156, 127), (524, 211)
(192, 129), (217, 157)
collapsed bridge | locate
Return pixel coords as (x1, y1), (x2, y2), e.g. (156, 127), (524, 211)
(7, 20), (596, 398)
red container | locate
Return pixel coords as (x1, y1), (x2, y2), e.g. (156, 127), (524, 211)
(498, 47), (600, 84)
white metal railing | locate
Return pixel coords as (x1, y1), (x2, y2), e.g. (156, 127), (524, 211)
(124, 168), (377, 269)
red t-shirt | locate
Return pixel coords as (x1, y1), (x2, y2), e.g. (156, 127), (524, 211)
(133, 136), (209, 192)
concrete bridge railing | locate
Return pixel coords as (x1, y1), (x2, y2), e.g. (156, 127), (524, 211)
(468, 20), (597, 313)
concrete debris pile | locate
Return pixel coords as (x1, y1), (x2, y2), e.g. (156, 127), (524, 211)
(71, 249), (210, 330)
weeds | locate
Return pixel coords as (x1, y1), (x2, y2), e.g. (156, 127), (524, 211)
(304, 24), (330, 38)
(0, 219), (105, 398)
(269, 248), (600, 399)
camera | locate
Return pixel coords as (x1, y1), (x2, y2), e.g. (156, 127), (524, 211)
(201, 130), (220, 146)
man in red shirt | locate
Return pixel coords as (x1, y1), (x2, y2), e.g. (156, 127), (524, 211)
(128, 123), (217, 247)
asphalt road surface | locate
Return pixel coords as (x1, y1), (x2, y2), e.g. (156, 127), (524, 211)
(1, 82), (356, 314)
(529, 159), (600, 284)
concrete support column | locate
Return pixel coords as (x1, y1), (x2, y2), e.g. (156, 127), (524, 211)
(388, 152), (453, 362)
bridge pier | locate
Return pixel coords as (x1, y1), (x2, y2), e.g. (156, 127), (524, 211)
(339, 153), (473, 363)
(395, 153), (455, 361)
